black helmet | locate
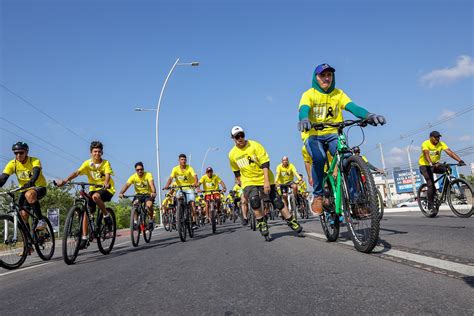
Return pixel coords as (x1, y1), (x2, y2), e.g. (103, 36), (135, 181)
(12, 142), (29, 151)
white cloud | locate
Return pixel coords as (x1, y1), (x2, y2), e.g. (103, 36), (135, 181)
(459, 134), (473, 142)
(439, 109), (456, 120)
(265, 96), (274, 103)
(420, 55), (474, 87)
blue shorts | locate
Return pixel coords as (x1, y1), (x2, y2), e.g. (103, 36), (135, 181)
(182, 189), (195, 202)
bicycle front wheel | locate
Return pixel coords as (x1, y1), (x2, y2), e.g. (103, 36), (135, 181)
(130, 206), (141, 247)
(0, 215), (28, 270)
(62, 205), (82, 265)
(34, 217), (55, 261)
(376, 189), (385, 220)
(176, 201), (187, 242)
(142, 208), (152, 243)
(97, 208), (116, 255)
(447, 179), (473, 218)
(343, 155), (380, 253)
(187, 206), (194, 238)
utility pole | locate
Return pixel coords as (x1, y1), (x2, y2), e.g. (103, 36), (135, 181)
(407, 140), (418, 198)
(378, 143), (393, 208)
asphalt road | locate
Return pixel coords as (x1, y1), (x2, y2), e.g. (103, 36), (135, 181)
(1, 209), (473, 315)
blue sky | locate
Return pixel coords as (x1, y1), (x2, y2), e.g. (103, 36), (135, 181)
(1, 0), (473, 197)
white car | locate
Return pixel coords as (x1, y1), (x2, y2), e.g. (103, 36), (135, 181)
(396, 198), (418, 208)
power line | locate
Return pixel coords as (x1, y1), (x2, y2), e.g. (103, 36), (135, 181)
(1, 83), (131, 168)
(0, 117), (83, 163)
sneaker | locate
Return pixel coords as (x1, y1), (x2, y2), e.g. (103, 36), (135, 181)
(79, 238), (88, 250)
(192, 223), (199, 230)
(256, 220), (269, 236)
(241, 218), (248, 226)
(311, 197), (323, 215)
(286, 217), (303, 233)
(35, 219), (46, 230)
(104, 215), (113, 231)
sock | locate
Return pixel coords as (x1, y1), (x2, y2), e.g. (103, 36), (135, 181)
(32, 202), (43, 220)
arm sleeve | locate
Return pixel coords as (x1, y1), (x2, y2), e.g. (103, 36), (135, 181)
(104, 161), (114, 175)
(126, 175), (134, 185)
(299, 105), (311, 120)
(29, 167), (41, 184)
(261, 161), (270, 169)
(0, 173), (9, 187)
(2, 161), (14, 175)
(441, 141), (449, 150)
(77, 161), (88, 175)
(345, 102), (369, 119)
(233, 170), (241, 177)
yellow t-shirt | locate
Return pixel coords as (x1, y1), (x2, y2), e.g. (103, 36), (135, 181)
(170, 165), (196, 187)
(162, 196), (174, 207)
(77, 159), (115, 194)
(3, 157), (47, 189)
(228, 140), (275, 188)
(233, 183), (243, 197)
(276, 163), (301, 184)
(127, 172), (154, 194)
(299, 180), (308, 193)
(298, 88), (352, 136)
(418, 140), (449, 166)
(199, 174), (222, 192)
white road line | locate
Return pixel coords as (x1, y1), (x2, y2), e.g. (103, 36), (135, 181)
(0, 262), (51, 277)
(304, 232), (474, 276)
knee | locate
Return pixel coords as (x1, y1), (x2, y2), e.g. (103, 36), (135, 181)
(273, 195), (284, 210)
(24, 190), (37, 203)
(249, 195), (261, 210)
(92, 193), (101, 202)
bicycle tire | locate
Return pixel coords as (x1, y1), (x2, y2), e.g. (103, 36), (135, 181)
(62, 205), (82, 265)
(34, 217), (55, 261)
(130, 206), (141, 247)
(376, 189), (385, 220)
(163, 211), (170, 232)
(97, 208), (116, 255)
(447, 179), (473, 218)
(320, 178), (339, 242)
(304, 198), (310, 219)
(417, 184), (439, 218)
(187, 205), (194, 238)
(0, 214), (28, 270)
(343, 155), (380, 253)
(142, 207), (152, 243)
(177, 201), (186, 242)
(211, 202), (217, 234)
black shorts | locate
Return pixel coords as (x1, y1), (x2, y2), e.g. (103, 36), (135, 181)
(279, 182), (294, 194)
(88, 189), (113, 209)
(133, 194), (155, 204)
(243, 185), (282, 209)
(19, 187), (47, 208)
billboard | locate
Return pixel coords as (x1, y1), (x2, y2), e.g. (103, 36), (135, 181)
(392, 169), (424, 194)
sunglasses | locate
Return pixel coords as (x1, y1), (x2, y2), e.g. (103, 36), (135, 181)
(14, 151), (26, 156)
(136, 168), (144, 171)
(234, 132), (245, 140)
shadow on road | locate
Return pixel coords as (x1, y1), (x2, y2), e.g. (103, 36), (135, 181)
(379, 227), (408, 235)
(462, 276), (474, 288)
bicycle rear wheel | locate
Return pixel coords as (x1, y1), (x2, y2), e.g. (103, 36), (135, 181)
(163, 211), (170, 232)
(343, 155), (380, 253)
(290, 195), (297, 220)
(176, 201), (186, 242)
(97, 208), (116, 255)
(34, 217), (55, 260)
(320, 178), (339, 242)
(142, 208), (152, 243)
(187, 205), (194, 238)
(211, 203), (217, 234)
(0, 215), (27, 270)
(130, 206), (141, 247)
(417, 184), (439, 218)
(447, 179), (473, 218)
(62, 205), (82, 265)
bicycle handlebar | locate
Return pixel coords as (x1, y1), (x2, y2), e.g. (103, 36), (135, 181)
(0, 186), (24, 195)
(310, 119), (369, 131)
(163, 185), (196, 190)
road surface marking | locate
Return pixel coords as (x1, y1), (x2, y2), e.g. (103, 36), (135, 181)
(304, 232), (474, 276)
(0, 262), (51, 277)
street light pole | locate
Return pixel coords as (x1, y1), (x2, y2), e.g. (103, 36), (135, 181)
(201, 147), (219, 177)
(136, 58), (199, 227)
(378, 143), (393, 208)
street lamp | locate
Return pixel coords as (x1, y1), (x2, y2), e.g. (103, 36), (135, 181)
(201, 147), (219, 177)
(407, 140), (418, 197)
(135, 58), (199, 226)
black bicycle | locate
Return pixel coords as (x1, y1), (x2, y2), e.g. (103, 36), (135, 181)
(58, 182), (117, 264)
(164, 186), (195, 242)
(417, 163), (473, 218)
(0, 187), (55, 270)
(296, 191), (310, 219)
(123, 195), (153, 247)
(202, 190), (222, 234)
(163, 204), (176, 232)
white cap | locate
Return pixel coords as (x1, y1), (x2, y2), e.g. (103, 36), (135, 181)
(230, 125), (245, 137)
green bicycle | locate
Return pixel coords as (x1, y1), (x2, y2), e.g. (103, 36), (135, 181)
(312, 119), (380, 253)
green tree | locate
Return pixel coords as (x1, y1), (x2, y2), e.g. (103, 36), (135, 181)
(106, 199), (131, 229)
